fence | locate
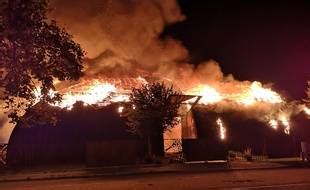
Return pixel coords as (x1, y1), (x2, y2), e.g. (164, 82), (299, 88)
(228, 150), (268, 161)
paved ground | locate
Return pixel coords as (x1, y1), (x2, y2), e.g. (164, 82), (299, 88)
(1, 167), (310, 189)
(0, 161), (291, 182)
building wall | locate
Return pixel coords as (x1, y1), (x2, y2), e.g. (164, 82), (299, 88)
(7, 104), (142, 167)
(183, 139), (227, 161)
(86, 140), (144, 166)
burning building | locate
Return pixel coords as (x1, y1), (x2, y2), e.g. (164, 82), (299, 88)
(2, 0), (310, 166)
(6, 74), (308, 167)
(5, 77), (198, 166)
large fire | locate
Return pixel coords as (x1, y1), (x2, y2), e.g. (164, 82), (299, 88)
(48, 78), (284, 111)
(56, 82), (118, 109)
(32, 76), (303, 137)
(35, 78), (143, 110)
(186, 81), (283, 106)
(234, 81), (283, 106)
(55, 81), (130, 110)
(183, 81), (293, 135)
(186, 85), (223, 104)
(185, 81), (284, 106)
(1, 0), (309, 145)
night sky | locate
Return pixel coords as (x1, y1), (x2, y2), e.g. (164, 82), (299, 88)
(165, 0), (310, 100)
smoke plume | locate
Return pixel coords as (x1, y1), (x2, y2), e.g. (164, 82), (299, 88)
(0, 0), (306, 142)
(47, 0), (306, 124)
(49, 0), (187, 77)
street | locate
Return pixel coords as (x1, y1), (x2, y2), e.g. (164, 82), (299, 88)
(1, 168), (310, 189)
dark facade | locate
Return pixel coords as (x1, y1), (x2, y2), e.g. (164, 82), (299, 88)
(191, 107), (307, 158)
(7, 103), (307, 167)
(182, 109), (228, 161)
(7, 103), (144, 167)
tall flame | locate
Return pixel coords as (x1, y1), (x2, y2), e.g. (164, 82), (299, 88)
(32, 76), (298, 137)
(216, 118), (226, 140)
(280, 115), (290, 135)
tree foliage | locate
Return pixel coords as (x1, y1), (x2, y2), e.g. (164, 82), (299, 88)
(0, 0), (84, 123)
(126, 82), (183, 157)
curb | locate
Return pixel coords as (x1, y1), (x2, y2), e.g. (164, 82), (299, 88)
(0, 162), (308, 183)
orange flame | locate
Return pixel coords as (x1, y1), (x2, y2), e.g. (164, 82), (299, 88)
(186, 85), (223, 104)
(56, 81), (120, 109)
(268, 119), (278, 130)
(33, 77), (295, 137)
(185, 81), (283, 106)
(216, 118), (226, 140)
(280, 115), (290, 135)
(304, 106), (310, 116)
(234, 81), (283, 106)
(34, 79), (134, 110)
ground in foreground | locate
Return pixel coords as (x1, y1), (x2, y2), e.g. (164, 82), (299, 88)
(1, 167), (310, 190)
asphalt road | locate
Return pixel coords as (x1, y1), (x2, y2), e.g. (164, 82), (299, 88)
(1, 168), (310, 189)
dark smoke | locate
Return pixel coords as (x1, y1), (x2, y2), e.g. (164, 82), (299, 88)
(49, 0), (188, 77)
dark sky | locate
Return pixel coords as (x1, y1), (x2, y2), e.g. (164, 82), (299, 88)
(165, 0), (310, 100)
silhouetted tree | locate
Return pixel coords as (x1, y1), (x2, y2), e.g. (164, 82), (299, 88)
(126, 82), (183, 160)
(0, 0), (84, 123)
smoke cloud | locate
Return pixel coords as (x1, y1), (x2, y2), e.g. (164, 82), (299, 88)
(49, 0), (187, 77)
(1, 0), (189, 142)
(48, 0), (259, 94)
(0, 0), (305, 142)
(47, 0), (304, 124)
